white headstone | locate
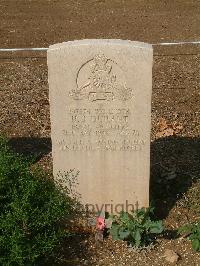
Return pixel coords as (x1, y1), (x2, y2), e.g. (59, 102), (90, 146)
(48, 39), (153, 214)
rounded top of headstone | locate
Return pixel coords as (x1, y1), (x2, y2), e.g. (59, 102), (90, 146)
(48, 39), (152, 51)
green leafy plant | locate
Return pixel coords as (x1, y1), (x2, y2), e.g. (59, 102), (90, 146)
(0, 137), (76, 265)
(178, 222), (200, 252)
(107, 207), (163, 247)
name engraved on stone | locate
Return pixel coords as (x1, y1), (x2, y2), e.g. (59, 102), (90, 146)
(66, 108), (133, 135)
(69, 54), (134, 102)
(57, 107), (146, 152)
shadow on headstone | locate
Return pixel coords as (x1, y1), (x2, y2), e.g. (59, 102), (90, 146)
(150, 136), (200, 219)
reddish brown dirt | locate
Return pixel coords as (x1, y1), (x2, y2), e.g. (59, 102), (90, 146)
(0, 0), (200, 265)
(0, 0), (200, 48)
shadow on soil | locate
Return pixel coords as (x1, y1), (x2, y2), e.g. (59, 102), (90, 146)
(150, 136), (200, 220)
(8, 137), (51, 161)
(53, 233), (96, 266)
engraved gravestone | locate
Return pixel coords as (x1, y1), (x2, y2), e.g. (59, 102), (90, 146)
(48, 39), (153, 213)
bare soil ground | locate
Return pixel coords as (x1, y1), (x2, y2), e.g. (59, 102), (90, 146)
(0, 0), (200, 265)
(1, 0), (200, 48)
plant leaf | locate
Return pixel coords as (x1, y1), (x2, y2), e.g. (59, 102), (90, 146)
(120, 212), (130, 223)
(134, 229), (141, 247)
(178, 224), (192, 235)
(149, 221), (163, 234)
(192, 239), (200, 251)
(105, 218), (113, 229)
(119, 230), (130, 240)
(109, 224), (119, 240)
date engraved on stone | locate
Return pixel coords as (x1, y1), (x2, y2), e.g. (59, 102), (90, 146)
(69, 54), (133, 102)
(64, 108), (138, 136)
(58, 139), (145, 152)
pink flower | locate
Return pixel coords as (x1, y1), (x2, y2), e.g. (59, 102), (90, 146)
(96, 216), (105, 231)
